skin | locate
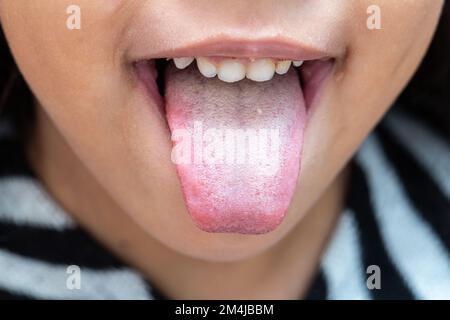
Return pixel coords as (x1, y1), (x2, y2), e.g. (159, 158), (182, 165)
(0, 1), (443, 299)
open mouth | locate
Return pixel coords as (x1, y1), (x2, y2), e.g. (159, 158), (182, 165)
(133, 45), (335, 235)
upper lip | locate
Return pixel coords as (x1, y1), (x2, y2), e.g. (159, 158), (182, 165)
(128, 36), (333, 62)
(123, 2), (348, 65)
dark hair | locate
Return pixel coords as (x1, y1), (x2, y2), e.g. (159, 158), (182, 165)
(0, 4), (449, 144)
(396, 2), (450, 139)
(0, 27), (34, 143)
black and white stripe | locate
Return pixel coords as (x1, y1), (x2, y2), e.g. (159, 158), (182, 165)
(321, 209), (370, 299)
(0, 141), (155, 299)
(0, 110), (449, 299)
(318, 111), (450, 299)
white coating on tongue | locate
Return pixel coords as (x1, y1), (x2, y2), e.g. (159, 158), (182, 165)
(165, 64), (306, 234)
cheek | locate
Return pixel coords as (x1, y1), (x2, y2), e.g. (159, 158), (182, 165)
(1, 0), (173, 221)
(290, 0), (443, 217)
(1, 0), (127, 113)
(1, 0), (139, 167)
(2, 4), (187, 255)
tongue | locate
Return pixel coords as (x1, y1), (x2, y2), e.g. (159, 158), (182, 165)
(165, 63), (306, 234)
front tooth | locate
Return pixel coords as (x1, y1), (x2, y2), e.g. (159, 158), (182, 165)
(173, 57), (194, 69)
(275, 60), (291, 75)
(218, 59), (246, 83)
(293, 60), (304, 67)
(196, 57), (217, 78)
(246, 58), (275, 82)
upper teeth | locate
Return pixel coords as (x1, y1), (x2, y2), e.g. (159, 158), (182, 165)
(246, 58), (275, 82)
(171, 57), (304, 83)
(275, 60), (292, 75)
(218, 59), (246, 83)
(173, 57), (195, 69)
(196, 57), (217, 78)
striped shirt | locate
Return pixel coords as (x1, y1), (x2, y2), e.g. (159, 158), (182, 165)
(0, 109), (449, 300)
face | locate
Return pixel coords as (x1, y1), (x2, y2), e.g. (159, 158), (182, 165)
(0, 0), (443, 261)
